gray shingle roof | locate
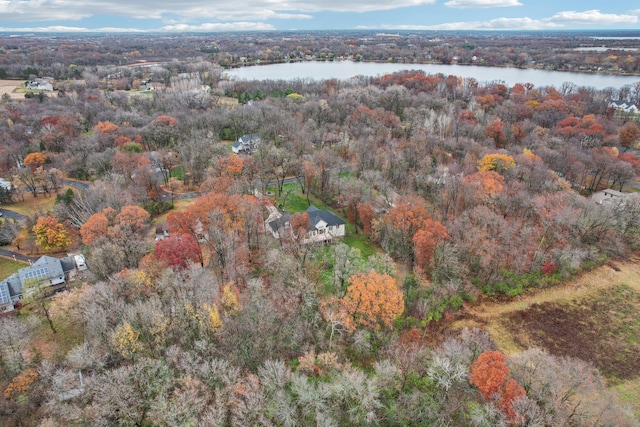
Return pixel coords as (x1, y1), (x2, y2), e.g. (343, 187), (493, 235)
(305, 205), (345, 231)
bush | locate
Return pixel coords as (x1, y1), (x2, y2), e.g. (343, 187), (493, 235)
(143, 200), (172, 216)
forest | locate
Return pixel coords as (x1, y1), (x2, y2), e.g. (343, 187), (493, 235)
(1, 32), (640, 426)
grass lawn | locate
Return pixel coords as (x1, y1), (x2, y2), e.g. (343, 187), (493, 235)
(5, 189), (63, 215)
(615, 377), (640, 419)
(271, 183), (382, 258)
(342, 234), (377, 258)
(0, 256), (28, 279)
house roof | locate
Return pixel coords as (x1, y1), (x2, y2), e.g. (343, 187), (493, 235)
(18, 256), (64, 285)
(59, 256), (77, 273)
(305, 205), (345, 231)
(268, 212), (291, 233)
(1, 273), (22, 300)
(240, 133), (260, 143)
(0, 178), (11, 191)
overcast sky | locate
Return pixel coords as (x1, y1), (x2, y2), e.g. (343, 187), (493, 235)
(0, 0), (639, 33)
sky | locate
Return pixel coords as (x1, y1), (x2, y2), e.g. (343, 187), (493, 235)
(0, 0), (639, 33)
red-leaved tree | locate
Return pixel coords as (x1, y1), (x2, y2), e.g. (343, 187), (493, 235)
(469, 350), (526, 421)
(154, 234), (202, 270)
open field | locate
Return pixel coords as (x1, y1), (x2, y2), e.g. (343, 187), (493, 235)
(6, 189), (61, 215)
(451, 258), (640, 417)
(0, 79), (25, 100)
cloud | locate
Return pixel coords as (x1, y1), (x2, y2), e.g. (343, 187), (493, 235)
(0, 0), (435, 23)
(545, 9), (638, 25)
(0, 26), (146, 32)
(159, 22), (276, 31)
(360, 8), (638, 31)
(358, 17), (560, 31)
(444, 0), (522, 8)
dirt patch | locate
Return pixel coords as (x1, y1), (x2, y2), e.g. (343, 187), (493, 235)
(507, 284), (640, 381)
(449, 258), (640, 416)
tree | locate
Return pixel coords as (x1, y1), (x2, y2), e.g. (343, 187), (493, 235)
(340, 270), (404, 332)
(80, 212), (109, 245)
(619, 121), (640, 151)
(154, 234), (202, 270)
(485, 120), (507, 147)
(412, 222), (449, 274)
(22, 278), (57, 334)
(374, 196), (433, 268)
(469, 350), (526, 421)
(477, 153), (515, 174)
(23, 152), (48, 170)
(32, 216), (72, 251)
(470, 350), (510, 400)
(115, 205), (150, 232)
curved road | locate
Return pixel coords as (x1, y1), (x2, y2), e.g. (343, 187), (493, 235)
(0, 208), (26, 222)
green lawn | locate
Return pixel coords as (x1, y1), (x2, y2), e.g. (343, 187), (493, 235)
(342, 234), (377, 258)
(0, 256), (28, 279)
(271, 182), (381, 258)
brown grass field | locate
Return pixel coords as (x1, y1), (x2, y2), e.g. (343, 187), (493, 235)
(451, 258), (640, 417)
(0, 80), (25, 100)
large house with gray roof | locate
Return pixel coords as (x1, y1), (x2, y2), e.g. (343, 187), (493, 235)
(266, 205), (345, 243)
(0, 255), (79, 313)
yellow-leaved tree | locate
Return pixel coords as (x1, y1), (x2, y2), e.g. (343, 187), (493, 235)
(477, 153), (515, 174)
(111, 321), (142, 359)
(32, 216), (72, 251)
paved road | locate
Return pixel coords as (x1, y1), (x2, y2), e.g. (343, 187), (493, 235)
(62, 179), (90, 190)
(0, 208), (26, 222)
(0, 248), (39, 263)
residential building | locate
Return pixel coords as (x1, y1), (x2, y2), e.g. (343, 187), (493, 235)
(0, 255), (81, 312)
(609, 100), (640, 115)
(266, 205), (346, 243)
(232, 133), (261, 154)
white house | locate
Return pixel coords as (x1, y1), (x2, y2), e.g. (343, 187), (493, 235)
(232, 133), (261, 154)
(609, 100), (640, 115)
(25, 80), (54, 91)
(591, 188), (628, 205)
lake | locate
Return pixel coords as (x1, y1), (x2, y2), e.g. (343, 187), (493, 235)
(225, 61), (640, 90)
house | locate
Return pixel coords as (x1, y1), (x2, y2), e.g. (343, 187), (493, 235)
(266, 205), (346, 243)
(0, 255), (81, 313)
(591, 188), (628, 205)
(25, 80), (54, 92)
(304, 206), (346, 243)
(0, 178), (11, 192)
(267, 212), (291, 239)
(232, 133), (261, 154)
(609, 100), (640, 115)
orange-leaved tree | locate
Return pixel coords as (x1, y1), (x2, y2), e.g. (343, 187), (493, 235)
(23, 152), (48, 170)
(80, 212), (109, 245)
(80, 205), (149, 246)
(340, 270), (404, 332)
(413, 222), (449, 273)
(470, 350), (526, 420)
